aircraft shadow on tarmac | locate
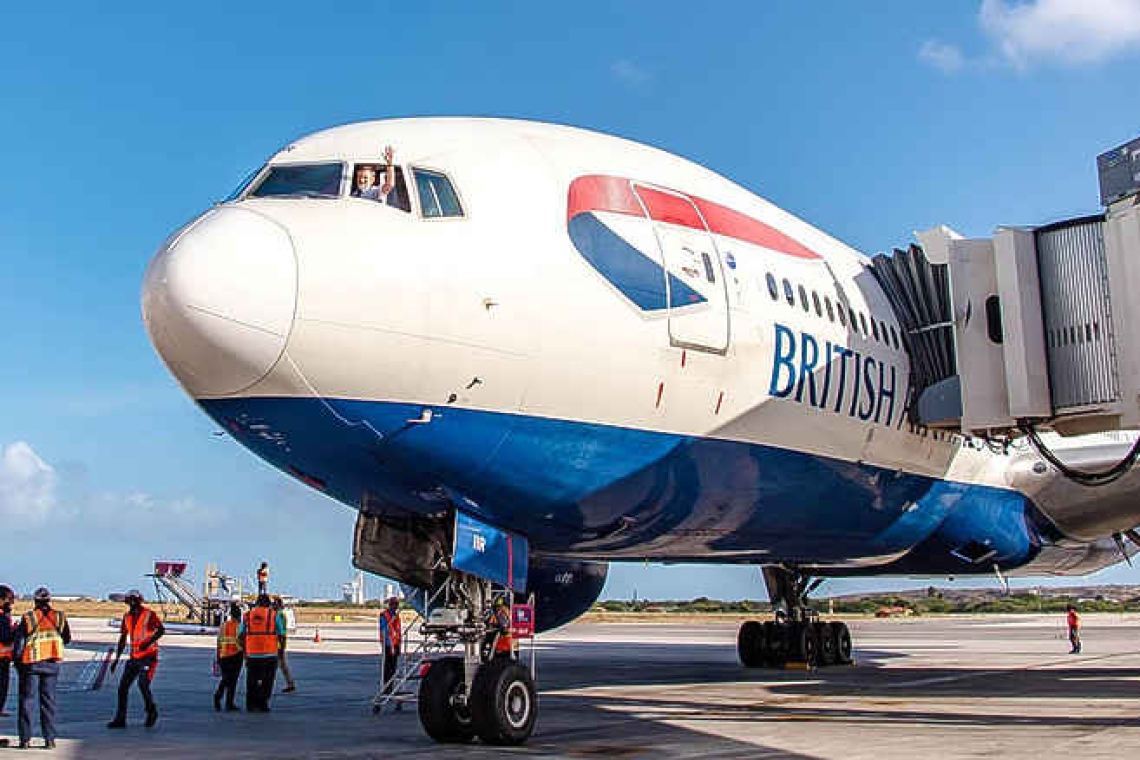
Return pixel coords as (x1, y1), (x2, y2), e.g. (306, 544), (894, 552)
(34, 637), (1140, 758)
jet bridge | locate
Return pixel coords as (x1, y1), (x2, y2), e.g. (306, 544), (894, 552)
(872, 135), (1140, 443)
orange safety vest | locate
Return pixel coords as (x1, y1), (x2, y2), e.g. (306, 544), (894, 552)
(124, 607), (160, 660)
(257, 568), (269, 583)
(381, 609), (401, 649)
(243, 608), (278, 656)
(493, 607), (512, 654)
(0, 612), (13, 660)
(217, 619), (241, 659)
(21, 609), (66, 664)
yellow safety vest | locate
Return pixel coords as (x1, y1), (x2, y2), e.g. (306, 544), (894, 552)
(217, 619), (241, 658)
(21, 609), (65, 664)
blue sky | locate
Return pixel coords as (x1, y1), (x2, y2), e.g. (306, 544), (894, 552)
(3, 1), (1140, 602)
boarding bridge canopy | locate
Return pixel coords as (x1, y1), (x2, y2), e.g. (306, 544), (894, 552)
(871, 135), (1140, 444)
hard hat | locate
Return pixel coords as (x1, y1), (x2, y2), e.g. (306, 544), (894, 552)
(33, 587), (50, 602)
(125, 589), (143, 601)
(494, 596), (508, 607)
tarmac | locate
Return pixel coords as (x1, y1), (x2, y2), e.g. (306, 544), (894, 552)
(3, 613), (1140, 758)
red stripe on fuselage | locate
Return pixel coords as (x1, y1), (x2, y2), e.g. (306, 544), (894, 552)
(566, 174), (820, 260)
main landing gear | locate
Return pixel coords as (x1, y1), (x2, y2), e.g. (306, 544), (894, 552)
(737, 566), (853, 668)
(417, 572), (537, 746)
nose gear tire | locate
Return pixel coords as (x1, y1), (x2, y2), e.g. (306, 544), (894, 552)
(418, 657), (474, 743)
(470, 658), (537, 746)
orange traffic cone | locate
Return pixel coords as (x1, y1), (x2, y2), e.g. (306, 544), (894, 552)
(313, 626), (321, 644)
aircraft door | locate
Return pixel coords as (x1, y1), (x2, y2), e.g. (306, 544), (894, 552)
(634, 185), (730, 353)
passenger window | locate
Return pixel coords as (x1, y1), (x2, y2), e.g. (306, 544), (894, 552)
(824, 296), (835, 322)
(413, 168), (464, 218)
(890, 325), (900, 349)
(766, 273), (778, 301)
(783, 279), (794, 306)
(798, 285), (809, 312)
(250, 163), (343, 199)
(859, 313), (868, 335)
(837, 304), (846, 327)
(872, 319), (880, 341)
(812, 291), (822, 317)
(701, 253), (716, 283)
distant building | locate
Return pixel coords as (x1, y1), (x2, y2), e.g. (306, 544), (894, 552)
(341, 570), (366, 605)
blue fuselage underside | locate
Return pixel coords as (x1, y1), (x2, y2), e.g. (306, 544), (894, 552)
(200, 397), (1049, 574)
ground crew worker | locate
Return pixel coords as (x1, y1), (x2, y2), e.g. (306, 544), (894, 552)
(108, 589), (164, 728)
(257, 562), (269, 595)
(378, 596), (402, 697)
(1067, 604), (1082, 653)
(214, 602), (243, 711)
(272, 596), (296, 693)
(486, 596), (513, 659)
(0, 585), (15, 718)
(14, 587), (71, 749)
(239, 594), (284, 712)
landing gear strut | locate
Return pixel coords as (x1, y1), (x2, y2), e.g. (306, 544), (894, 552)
(737, 566), (852, 668)
(417, 571), (537, 745)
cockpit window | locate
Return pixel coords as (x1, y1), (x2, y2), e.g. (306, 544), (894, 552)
(222, 164), (265, 203)
(350, 164), (411, 212)
(413, 168), (464, 218)
(249, 163), (343, 199)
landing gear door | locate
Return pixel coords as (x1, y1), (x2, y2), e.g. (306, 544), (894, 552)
(633, 184), (730, 354)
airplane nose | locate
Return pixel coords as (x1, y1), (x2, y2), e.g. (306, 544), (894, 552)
(141, 207), (297, 397)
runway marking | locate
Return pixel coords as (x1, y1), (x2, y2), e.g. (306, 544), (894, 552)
(887, 650), (1140, 688)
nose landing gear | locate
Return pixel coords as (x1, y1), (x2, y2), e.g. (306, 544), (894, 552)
(417, 571), (537, 746)
(737, 566), (853, 668)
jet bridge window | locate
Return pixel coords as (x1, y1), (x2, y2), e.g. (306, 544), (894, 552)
(250, 163), (343, 199)
(413, 168), (464, 218)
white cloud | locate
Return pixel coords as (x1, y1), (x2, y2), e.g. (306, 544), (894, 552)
(0, 441), (220, 534)
(919, 39), (965, 73)
(611, 59), (650, 87)
(0, 442), (58, 530)
(919, 0), (1140, 72)
(981, 0), (1140, 67)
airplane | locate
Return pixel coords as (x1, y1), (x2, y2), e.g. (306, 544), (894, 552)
(141, 117), (1140, 745)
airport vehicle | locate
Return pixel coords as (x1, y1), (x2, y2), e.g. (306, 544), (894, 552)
(141, 118), (1140, 744)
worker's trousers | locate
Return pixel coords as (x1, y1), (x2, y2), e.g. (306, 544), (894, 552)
(277, 647), (294, 688)
(114, 656), (157, 721)
(382, 647), (400, 694)
(16, 661), (58, 744)
(1069, 628), (1082, 653)
(215, 654), (243, 708)
(0, 658), (11, 713)
(246, 656), (277, 710)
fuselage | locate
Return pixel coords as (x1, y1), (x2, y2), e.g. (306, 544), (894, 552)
(141, 117), (1131, 578)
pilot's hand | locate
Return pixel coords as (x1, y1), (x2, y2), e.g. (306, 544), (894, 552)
(383, 145), (394, 164)
(381, 181), (393, 195)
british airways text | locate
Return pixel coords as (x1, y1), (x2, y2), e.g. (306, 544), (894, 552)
(768, 324), (899, 426)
